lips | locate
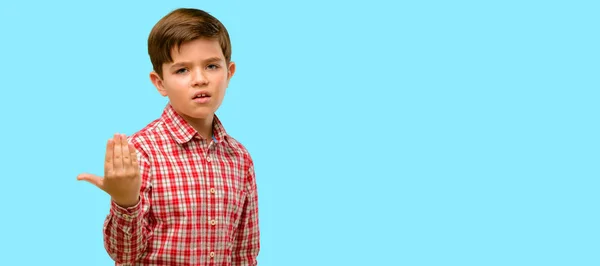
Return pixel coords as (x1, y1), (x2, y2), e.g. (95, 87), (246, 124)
(193, 91), (211, 99)
(192, 91), (211, 104)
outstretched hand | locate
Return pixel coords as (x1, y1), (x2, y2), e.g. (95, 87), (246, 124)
(77, 133), (141, 208)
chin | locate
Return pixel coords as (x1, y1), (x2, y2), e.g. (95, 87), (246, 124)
(173, 104), (215, 120)
(184, 112), (211, 120)
(188, 109), (216, 119)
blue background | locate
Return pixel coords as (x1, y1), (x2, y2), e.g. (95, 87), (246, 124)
(0, 0), (598, 265)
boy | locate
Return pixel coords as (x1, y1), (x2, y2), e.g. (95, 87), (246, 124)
(77, 8), (260, 265)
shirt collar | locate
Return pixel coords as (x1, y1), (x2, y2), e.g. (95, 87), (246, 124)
(161, 103), (229, 145)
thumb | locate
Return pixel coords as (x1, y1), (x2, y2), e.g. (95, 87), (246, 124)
(77, 173), (104, 189)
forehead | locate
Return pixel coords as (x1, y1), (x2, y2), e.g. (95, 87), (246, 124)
(170, 38), (224, 62)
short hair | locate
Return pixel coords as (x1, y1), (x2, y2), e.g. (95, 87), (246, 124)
(148, 8), (232, 78)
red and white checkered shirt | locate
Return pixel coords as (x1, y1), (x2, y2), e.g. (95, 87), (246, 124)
(103, 103), (260, 265)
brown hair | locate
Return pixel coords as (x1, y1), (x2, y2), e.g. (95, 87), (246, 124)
(148, 8), (232, 78)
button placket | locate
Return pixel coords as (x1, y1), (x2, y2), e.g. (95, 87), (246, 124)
(204, 136), (218, 263)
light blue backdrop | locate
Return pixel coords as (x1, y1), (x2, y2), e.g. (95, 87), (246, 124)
(0, 0), (598, 265)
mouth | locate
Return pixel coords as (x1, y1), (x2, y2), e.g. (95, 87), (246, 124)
(192, 91), (211, 103)
(193, 92), (211, 99)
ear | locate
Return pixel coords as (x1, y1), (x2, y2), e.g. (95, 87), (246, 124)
(150, 71), (168, 97)
(227, 61), (236, 81)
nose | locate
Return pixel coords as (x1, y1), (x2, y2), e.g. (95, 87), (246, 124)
(191, 68), (208, 86)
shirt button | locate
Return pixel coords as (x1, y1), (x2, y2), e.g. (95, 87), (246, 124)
(210, 252), (215, 258)
(210, 220), (217, 226)
(210, 188), (216, 194)
(206, 156), (212, 162)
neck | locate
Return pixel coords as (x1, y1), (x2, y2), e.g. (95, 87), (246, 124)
(182, 113), (214, 140)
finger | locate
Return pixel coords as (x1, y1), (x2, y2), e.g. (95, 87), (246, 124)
(113, 133), (123, 171)
(128, 143), (141, 176)
(121, 134), (131, 167)
(76, 173), (104, 190)
(128, 143), (138, 165)
(104, 138), (114, 175)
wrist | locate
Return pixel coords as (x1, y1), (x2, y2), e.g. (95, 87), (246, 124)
(112, 195), (140, 208)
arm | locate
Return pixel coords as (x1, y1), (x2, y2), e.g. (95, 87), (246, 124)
(231, 162), (260, 266)
(102, 141), (153, 264)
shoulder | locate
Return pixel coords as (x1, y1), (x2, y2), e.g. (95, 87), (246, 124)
(224, 135), (253, 160)
(223, 135), (254, 168)
(127, 117), (169, 157)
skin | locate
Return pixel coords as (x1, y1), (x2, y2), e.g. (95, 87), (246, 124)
(150, 38), (236, 139)
(77, 134), (142, 207)
(77, 38), (235, 207)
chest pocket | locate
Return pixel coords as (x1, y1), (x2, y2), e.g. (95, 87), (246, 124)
(212, 163), (246, 230)
(151, 167), (204, 224)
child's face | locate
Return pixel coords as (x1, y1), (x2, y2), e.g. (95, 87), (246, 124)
(151, 38), (235, 121)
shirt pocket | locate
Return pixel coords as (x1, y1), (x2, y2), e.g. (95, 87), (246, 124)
(222, 184), (246, 230)
(151, 175), (197, 224)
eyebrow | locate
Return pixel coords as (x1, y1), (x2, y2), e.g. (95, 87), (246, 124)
(202, 57), (224, 64)
(170, 57), (224, 69)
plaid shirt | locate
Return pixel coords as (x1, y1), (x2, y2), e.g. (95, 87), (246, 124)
(103, 104), (260, 265)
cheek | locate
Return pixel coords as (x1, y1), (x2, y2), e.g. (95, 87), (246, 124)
(210, 76), (228, 92)
(163, 77), (190, 91)
(169, 76), (190, 87)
